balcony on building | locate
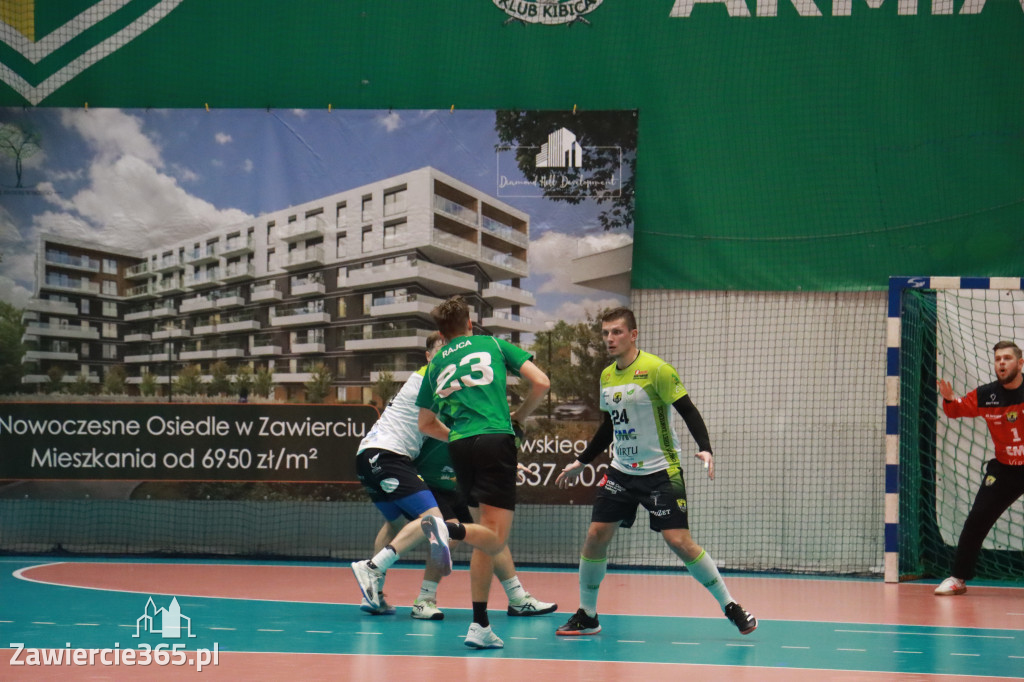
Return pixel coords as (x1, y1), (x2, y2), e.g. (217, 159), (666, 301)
(282, 245), (325, 271)
(124, 352), (154, 363)
(214, 289), (245, 308)
(215, 345), (246, 359)
(45, 251), (100, 272)
(370, 292), (444, 318)
(187, 243), (220, 265)
(251, 335), (282, 356)
(193, 318), (218, 335)
(281, 215), (327, 243)
(24, 298), (78, 317)
(22, 321), (101, 342)
(124, 332), (152, 343)
(480, 210), (528, 249)
(479, 240), (528, 279)
(221, 235), (254, 258)
(155, 254), (183, 272)
(251, 281), (284, 302)
(291, 272), (325, 297)
(125, 261), (152, 279)
(152, 322), (189, 340)
(155, 276), (185, 294)
(41, 276), (100, 296)
(344, 327), (432, 351)
(23, 349), (79, 362)
(126, 282), (156, 299)
(269, 301), (331, 327)
(292, 329), (326, 354)
(186, 268), (221, 289)
(222, 262), (255, 282)
(425, 222), (480, 268)
(345, 257), (476, 295)
(481, 282), (536, 307)
(180, 294), (217, 314)
(218, 314), (260, 333)
(150, 301), (177, 319)
(179, 343), (216, 361)
(481, 310), (538, 334)
(124, 305), (154, 322)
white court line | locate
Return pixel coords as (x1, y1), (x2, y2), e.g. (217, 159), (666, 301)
(73, 623), (99, 626)
(782, 646), (810, 649)
(356, 632), (382, 635)
(672, 642), (700, 645)
(617, 640), (644, 643)
(836, 629), (1014, 640)
(837, 648), (866, 652)
(894, 650), (922, 654)
(257, 629), (283, 632)
(306, 630), (332, 634)
(209, 627), (235, 631)
(31, 622), (55, 625)
(509, 637), (537, 640)
(405, 633), (433, 637)
(726, 643), (754, 647)
(950, 653), (980, 657)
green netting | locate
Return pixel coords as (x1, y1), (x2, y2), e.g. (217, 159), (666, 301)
(899, 288), (1024, 581)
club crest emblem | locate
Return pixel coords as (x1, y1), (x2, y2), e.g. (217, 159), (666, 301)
(493, 0), (604, 25)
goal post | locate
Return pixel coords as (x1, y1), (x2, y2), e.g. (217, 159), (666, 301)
(886, 276), (1024, 583)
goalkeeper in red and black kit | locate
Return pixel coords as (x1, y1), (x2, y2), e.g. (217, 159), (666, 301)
(933, 340), (1024, 596)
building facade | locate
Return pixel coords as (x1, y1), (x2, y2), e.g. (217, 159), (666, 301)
(21, 167), (537, 402)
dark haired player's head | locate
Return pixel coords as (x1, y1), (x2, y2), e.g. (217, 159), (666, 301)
(431, 295), (471, 341)
(993, 340), (1022, 360)
(601, 306), (637, 332)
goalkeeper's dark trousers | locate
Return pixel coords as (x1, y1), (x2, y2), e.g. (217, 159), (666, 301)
(952, 458), (1024, 581)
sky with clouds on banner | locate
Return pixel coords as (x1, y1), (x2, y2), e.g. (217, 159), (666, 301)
(0, 108), (631, 327)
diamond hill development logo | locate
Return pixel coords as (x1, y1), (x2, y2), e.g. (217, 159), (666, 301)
(493, 0), (604, 25)
(0, 0), (185, 105)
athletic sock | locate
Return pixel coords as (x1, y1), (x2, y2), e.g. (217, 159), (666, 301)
(418, 580), (439, 602)
(472, 601), (490, 627)
(445, 520), (467, 541)
(685, 550), (734, 611)
(369, 545), (399, 572)
(579, 555), (607, 618)
(501, 575), (527, 603)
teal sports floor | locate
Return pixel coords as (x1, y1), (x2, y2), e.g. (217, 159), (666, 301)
(1, 557), (1022, 680)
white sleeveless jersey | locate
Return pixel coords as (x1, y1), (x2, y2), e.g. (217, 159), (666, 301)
(357, 368), (428, 459)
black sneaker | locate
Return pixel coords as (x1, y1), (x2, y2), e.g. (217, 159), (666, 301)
(555, 608), (601, 636)
(725, 602), (757, 635)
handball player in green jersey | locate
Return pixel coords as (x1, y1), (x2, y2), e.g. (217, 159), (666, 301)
(555, 307), (757, 637)
(416, 296), (550, 650)
(367, 333), (556, 621)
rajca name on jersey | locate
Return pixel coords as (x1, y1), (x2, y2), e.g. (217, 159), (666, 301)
(599, 350), (688, 476)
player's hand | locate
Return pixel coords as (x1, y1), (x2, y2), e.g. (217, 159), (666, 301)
(696, 451), (714, 480)
(512, 420), (525, 449)
(556, 460), (583, 488)
(936, 379), (955, 402)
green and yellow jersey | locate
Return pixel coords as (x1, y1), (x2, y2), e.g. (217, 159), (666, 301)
(599, 350), (688, 476)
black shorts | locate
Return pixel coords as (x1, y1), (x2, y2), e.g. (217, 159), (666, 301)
(448, 433), (518, 511)
(430, 486), (474, 524)
(591, 466), (689, 532)
(355, 448), (430, 504)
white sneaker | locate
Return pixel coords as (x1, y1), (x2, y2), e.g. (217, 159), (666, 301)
(411, 598), (444, 620)
(934, 576), (966, 596)
(507, 593), (557, 616)
(351, 560), (384, 608)
(420, 515), (452, 577)
(360, 594), (396, 615)
(464, 623), (504, 649)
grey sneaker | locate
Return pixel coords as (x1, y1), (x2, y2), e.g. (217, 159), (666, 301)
(350, 560), (384, 609)
(411, 598), (444, 620)
(464, 622), (503, 649)
(420, 515), (452, 577)
(934, 576), (967, 596)
(507, 593), (557, 616)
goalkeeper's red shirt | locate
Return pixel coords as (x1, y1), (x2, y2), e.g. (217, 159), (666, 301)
(943, 380), (1024, 466)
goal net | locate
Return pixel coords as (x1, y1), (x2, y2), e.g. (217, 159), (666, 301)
(897, 280), (1024, 581)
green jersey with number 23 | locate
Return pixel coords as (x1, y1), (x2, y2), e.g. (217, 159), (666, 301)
(416, 335), (533, 442)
